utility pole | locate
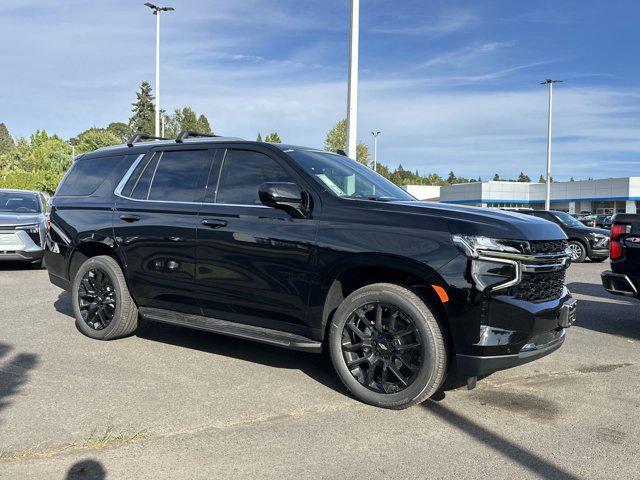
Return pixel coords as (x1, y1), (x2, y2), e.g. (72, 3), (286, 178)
(371, 131), (380, 171)
(346, 0), (359, 160)
(145, 3), (175, 138)
(540, 79), (562, 210)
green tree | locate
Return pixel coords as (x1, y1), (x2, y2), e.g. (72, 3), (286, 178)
(129, 81), (155, 134)
(446, 171), (457, 184)
(264, 132), (282, 143)
(493, 173), (501, 181)
(0, 123), (14, 154)
(517, 172), (531, 182)
(107, 122), (132, 143)
(75, 128), (120, 154)
(196, 114), (212, 133)
(538, 175), (545, 183)
(256, 133), (263, 142)
(324, 119), (370, 165)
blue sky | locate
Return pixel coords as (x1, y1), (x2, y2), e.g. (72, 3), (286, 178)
(1, 0), (639, 180)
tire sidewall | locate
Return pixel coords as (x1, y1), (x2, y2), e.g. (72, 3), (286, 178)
(329, 285), (442, 408)
(72, 256), (125, 340)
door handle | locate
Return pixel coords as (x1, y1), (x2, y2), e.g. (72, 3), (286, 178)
(201, 219), (227, 229)
(120, 214), (140, 223)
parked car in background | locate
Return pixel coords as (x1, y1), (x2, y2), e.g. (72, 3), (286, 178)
(579, 214), (597, 227)
(602, 216), (613, 230)
(0, 189), (47, 267)
(594, 214), (612, 228)
(516, 209), (609, 262)
(601, 214), (640, 298)
(45, 132), (576, 409)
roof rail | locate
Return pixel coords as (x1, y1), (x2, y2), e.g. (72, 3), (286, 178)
(175, 130), (218, 143)
(126, 133), (169, 147)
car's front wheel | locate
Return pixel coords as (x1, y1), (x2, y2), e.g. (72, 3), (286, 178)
(329, 283), (447, 409)
(568, 240), (587, 263)
(71, 255), (138, 340)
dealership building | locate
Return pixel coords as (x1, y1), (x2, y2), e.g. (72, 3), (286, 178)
(403, 177), (640, 214)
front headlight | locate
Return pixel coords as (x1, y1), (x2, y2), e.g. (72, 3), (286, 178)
(452, 234), (522, 292)
(16, 224), (39, 234)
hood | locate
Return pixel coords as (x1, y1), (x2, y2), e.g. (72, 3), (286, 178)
(0, 213), (42, 227)
(578, 225), (609, 235)
(390, 201), (567, 241)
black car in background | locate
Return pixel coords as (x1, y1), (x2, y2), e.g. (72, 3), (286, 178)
(516, 210), (609, 263)
(44, 132), (576, 409)
(602, 214), (640, 298)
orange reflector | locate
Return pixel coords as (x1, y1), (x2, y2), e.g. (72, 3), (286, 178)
(432, 285), (449, 303)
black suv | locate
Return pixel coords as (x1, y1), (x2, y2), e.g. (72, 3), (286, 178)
(45, 132), (576, 409)
(516, 210), (609, 263)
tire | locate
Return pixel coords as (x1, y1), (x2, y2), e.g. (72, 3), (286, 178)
(590, 257), (608, 263)
(71, 255), (138, 340)
(329, 283), (447, 409)
(568, 240), (587, 263)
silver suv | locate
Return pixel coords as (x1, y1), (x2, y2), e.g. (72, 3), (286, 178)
(0, 189), (47, 266)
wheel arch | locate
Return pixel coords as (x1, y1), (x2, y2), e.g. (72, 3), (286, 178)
(68, 239), (126, 284)
(319, 255), (453, 352)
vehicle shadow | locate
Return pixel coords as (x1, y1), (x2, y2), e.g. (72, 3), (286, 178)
(422, 400), (583, 480)
(0, 342), (39, 424)
(65, 459), (106, 479)
(567, 281), (640, 340)
(54, 291), (345, 396)
(0, 261), (41, 271)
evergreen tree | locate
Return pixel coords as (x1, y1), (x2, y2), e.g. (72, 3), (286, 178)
(264, 132), (282, 143)
(493, 173), (500, 181)
(256, 133), (263, 142)
(447, 171), (457, 184)
(569, 177), (575, 181)
(129, 81), (155, 134)
(538, 175), (546, 183)
(196, 114), (212, 133)
(324, 119), (370, 165)
(517, 172), (531, 182)
(0, 123), (14, 154)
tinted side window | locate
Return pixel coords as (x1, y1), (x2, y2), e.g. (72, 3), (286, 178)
(216, 150), (292, 205)
(130, 154), (160, 200)
(56, 155), (125, 196)
(147, 150), (210, 202)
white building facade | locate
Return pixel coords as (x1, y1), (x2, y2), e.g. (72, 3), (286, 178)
(435, 177), (640, 214)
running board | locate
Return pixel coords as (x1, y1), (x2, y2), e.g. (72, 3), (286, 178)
(138, 307), (322, 353)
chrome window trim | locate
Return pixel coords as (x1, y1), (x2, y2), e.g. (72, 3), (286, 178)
(113, 152), (269, 209)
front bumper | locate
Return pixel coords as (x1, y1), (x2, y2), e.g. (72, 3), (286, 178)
(601, 270), (639, 297)
(589, 248), (610, 259)
(0, 229), (44, 262)
(453, 291), (577, 378)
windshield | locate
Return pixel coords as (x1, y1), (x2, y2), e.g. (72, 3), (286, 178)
(551, 211), (584, 228)
(288, 150), (414, 201)
(0, 192), (41, 214)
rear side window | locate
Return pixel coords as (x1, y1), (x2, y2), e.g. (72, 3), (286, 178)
(215, 150), (292, 205)
(130, 154), (160, 200)
(57, 155), (125, 196)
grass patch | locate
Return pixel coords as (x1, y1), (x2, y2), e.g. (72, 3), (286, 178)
(0, 426), (149, 461)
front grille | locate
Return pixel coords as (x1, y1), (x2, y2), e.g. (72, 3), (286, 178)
(528, 239), (568, 255)
(512, 270), (566, 303)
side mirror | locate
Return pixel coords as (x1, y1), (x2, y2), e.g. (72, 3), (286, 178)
(259, 182), (310, 218)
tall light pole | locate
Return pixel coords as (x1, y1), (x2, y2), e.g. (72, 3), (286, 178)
(371, 131), (380, 171)
(540, 78), (562, 210)
(145, 3), (174, 138)
(346, 0), (359, 160)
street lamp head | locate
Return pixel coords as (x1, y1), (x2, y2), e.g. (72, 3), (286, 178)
(540, 79), (563, 85)
(144, 3), (175, 14)
(371, 131), (381, 137)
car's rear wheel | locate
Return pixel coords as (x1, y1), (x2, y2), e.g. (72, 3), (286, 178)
(568, 241), (587, 263)
(71, 255), (138, 340)
(329, 283), (447, 409)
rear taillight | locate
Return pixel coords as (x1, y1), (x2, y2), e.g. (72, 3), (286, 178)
(610, 223), (631, 260)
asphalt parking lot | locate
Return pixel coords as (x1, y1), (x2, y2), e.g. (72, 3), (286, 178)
(1, 262), (639, 479)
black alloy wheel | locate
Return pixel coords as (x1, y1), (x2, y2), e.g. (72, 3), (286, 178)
(341, 302), (423, 394)
(77, 267), (116, 330)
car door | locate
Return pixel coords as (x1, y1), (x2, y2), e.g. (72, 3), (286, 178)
(113, 146), (214, 315)
(195, 147), (318, 336)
